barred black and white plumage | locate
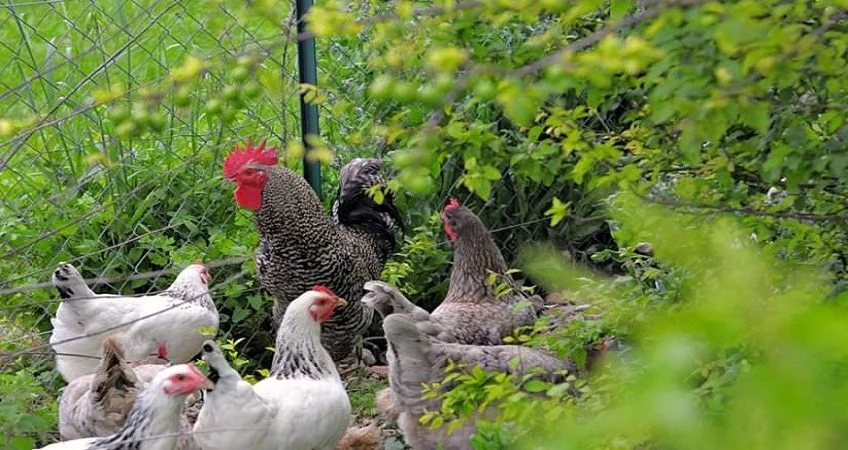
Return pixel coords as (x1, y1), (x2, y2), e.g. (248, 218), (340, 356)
(225, 143), (403, 367)
(38, 364), (212, 450)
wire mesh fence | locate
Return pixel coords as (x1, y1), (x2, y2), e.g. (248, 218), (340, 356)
(0, 0), (604, 354)
(0, 0), (316, 385)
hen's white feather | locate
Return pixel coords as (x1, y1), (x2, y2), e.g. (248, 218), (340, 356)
(252, 289), (351, 450)
(252, 377), (350, 450)
(193, 341), (277, 450)
(50, 263), (219, 382)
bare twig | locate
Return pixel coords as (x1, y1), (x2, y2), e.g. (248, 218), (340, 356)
(640, 194), (848, 222)
(515, 0), (705, 76)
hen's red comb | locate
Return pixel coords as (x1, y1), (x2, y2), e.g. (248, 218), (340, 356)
(187, 363), (203, 377)
(443, 197), (461, 212)
(223, 138), (278, 179)
(312, 284), (337, 298)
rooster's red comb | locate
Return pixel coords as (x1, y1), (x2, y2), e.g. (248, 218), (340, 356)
(312, 285), (337, 298)
(443, 197), (461, 212)
(223, 139), (278, 179)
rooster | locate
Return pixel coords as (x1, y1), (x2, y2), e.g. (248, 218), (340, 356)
(50, 261), (219, 382)
(434, 198), (540, 345)
(38, 364), (213, 450)
(222, 140), (403, 367)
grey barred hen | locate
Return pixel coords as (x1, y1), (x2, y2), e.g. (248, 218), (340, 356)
(433, 198), (541, 345)
(362, 280), (577, 444)
(223, 140), (403, 367)
(380, 312), (575, 450)
(39, 364), (212, 450)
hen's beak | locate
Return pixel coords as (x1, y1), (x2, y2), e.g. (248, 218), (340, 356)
(198, 375), (215, 391)
(334, 297), (347, 308)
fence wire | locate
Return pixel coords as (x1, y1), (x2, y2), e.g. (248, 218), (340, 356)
(0, 0), (311, 390)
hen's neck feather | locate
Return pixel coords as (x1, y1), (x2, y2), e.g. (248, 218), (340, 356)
(444, 222), (511, 303)
(166, 275), (213, 311)
(270, 312), (338, 380)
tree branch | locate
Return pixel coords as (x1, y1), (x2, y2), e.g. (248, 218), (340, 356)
(294, 1), (484, 42)
(639, 195), (848, 222)
(515, 0), (706, 76)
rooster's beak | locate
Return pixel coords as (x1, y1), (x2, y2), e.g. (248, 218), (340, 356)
(334, 298), (347, 308)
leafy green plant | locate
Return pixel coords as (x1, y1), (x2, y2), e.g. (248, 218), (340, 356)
(0, 369), (58, 450)
(428, 196), (848, 449)
(381, 213), (452, 310)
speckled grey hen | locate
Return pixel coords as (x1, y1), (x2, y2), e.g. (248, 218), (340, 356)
(433, 198), (541, 345)
(59, 336), (204, 450)
(223, 140), (403, 366)
(381, 313), (575, 450)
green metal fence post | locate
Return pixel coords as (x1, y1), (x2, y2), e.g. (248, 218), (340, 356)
(295, 0), (321, 197)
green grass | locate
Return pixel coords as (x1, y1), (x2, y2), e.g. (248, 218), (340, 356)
(346, 370), (389, 414)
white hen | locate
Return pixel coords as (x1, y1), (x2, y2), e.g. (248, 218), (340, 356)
(50, 261), (220, 383)
(193, 340), (277, 450)
(251, 286), (352, 450)
(38, 364), (213, 450)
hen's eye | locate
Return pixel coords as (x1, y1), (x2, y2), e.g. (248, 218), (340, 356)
(176, 374), (185, 381)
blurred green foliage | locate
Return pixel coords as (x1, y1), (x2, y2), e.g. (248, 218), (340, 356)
(1, 0), (847, 448)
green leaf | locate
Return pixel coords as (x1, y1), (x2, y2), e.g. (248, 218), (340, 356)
(743, 102), (770, 135)
(232, 307), (250, 324)
(544, 198), (570, 226)
(523, 379), (549, 393)
(482, 165), (501, 181)
(610, 0), (635, 20)
(12, 437), (34, 450)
